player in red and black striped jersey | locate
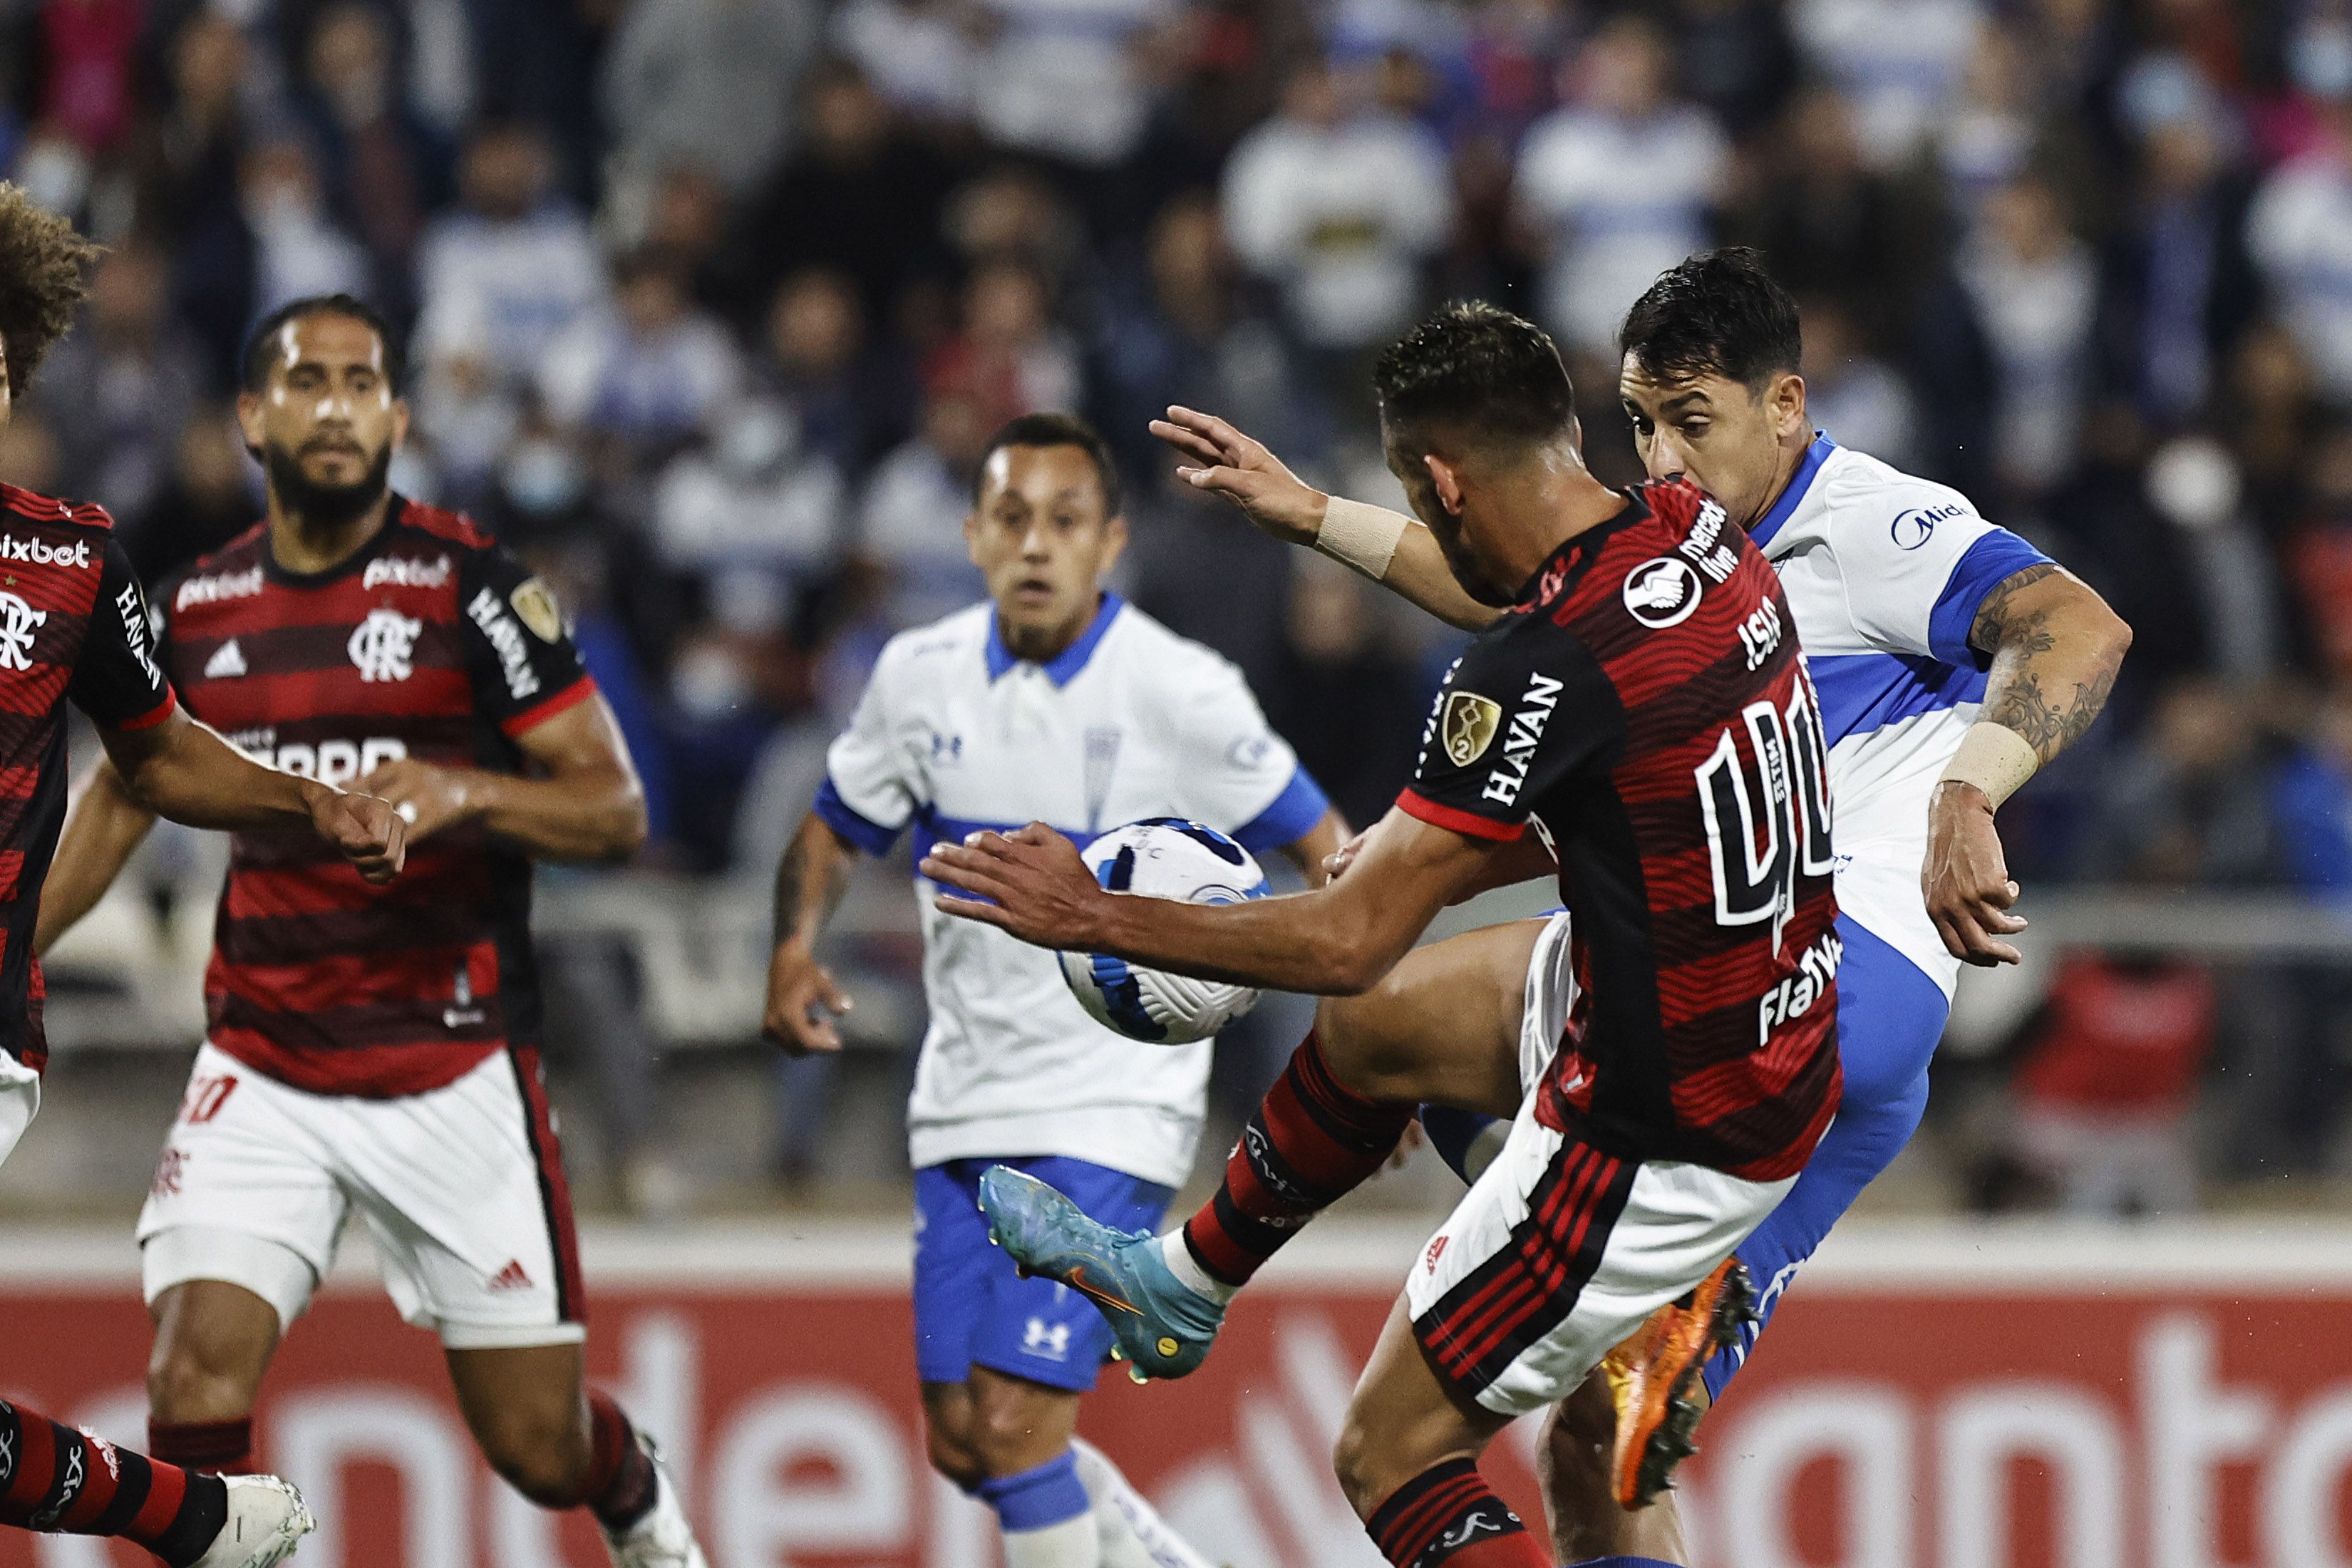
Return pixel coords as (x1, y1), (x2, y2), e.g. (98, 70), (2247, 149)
(0, 185), (406, 1568)
(927, 304), (1841, 1568)
(37, 296), (707, 1568)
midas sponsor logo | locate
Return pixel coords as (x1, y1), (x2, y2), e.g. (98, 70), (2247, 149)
(1479, 671), (1564, 806)
(468, 586), (540, 701)
(0, 533), (90, 569)
(233, 733), (407, 786)
(176, 564), (264, 611)
(362, 552), (452, 591)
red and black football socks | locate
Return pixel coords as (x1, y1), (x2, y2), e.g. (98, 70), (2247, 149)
(1366, 1458), (1547, 1568)
(148, 1416), (252, 1473)
(1179, 1031), (1413, 1289)
(582, 1390), (658, 1532)
(0, 1400), (229, 1567)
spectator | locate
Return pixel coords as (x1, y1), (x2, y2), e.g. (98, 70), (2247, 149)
(1093, 190), (1330, 480)
(1731, 86), (1918, 342)
(920, 259), (1081, 433)
(1792, 0), (1984, 170)
(652, 398), (847, 594)
(1262, 555), (1426, 832)
(2287, 427), (2352, 683)
(1667, 0), (1800, 138)
(294, 1), (451, 284)
(36, 243), (204, 525)
(2247, 89), (2352, 403)
(239, 133), (373, 318)
(123, 407), (259, 582)
(830, 0), (980, 125)
(2075, 677), (2271, 885)
(1222, 60), (1451, 356)
(1799, 294), (1919, 469)
(710, 61), (961, 329)
(1515, 18), (1728, 358)
(857, 383), (992, 629)
(538, 249), (744, 455)
(601, 0), (820, 195)
(969, 0), (1169, 171)
(36, 0), (143, 154)
(756, 267), (915, 475)
(1949, 174), (2100, 499)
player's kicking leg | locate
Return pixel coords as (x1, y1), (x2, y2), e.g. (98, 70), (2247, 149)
(982, 918), (1549, 1378)
(138, 1046), (705, 1565)
(1527, 912), (1950, 1562)
(917, 1157), (1223, 1568)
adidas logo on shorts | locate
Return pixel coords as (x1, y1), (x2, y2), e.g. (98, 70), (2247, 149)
(488, 1259), (534, 1291)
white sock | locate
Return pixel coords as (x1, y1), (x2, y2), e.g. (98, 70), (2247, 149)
(1160, 1230), (1238, 1305)
(1071, 1436), (1219, 1568)
(1003, 1512), (1101, 1568)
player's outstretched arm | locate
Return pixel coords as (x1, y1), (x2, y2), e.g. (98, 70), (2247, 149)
(357, 692), (647, 863)
(1150, 405), (1496, 632)
(1278, 807), (1349, 888)
(923, 806), (1500, 996)
(98, 708), (406, 875)
(764, 810), (860, 1053)
(1925, 564), (2132, 966)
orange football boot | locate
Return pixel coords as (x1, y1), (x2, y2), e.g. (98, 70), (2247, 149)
(1602, 1257), (1755, 1509)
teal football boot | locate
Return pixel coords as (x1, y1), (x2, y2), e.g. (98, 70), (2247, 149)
(978, 1165), (1227, 1380)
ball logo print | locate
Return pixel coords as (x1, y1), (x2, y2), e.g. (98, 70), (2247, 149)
(348, 607), (423, 682)
(1059, 818), (1270, 1043)
(1440, 691), (1503, 767)
(0, 592), (48, 670)
(1623, 557), (1702, 627)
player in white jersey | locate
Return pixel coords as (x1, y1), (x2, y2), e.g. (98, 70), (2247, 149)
(763, 413), (1342, 1568)
(1142, 249), (2130, 1562)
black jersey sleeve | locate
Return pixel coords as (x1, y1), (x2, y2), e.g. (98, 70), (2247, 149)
(71, 540), (177, 731)
(1396, 612), (1620, 841)
(456, 545), (596, 737)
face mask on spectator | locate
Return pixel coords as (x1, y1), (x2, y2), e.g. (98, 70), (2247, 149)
(502, 440), (587, 517)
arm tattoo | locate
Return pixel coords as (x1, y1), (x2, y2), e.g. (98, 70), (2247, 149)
(773, 825), (852, 944)
(1970, 563), (2124, 765)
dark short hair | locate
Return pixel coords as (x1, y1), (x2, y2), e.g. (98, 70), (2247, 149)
(0, 183), (99, 393)
(974, 412), (1123, 518)
(1619, 247), (1802, 389)
(240, 294), (406, 396)
(1372, 301), (1577, 451)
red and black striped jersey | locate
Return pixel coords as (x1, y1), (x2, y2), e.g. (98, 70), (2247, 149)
(157, 496), (595, 1098)
(0, 485), (177, 1070)
(1399, 479), (1841, 1180)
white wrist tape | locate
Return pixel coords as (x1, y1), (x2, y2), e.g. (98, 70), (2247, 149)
(1939, 721), (2040, 809)
(1314, 497), (1410, 579)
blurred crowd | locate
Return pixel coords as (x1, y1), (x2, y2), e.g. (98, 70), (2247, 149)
(11, 0), (2352, 1203)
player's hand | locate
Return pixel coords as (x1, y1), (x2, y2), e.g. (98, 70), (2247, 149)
(1923, 781), (2028, 966)
(921, 823), (1105, 948)
(764, 941), (851, 1054)
(1150, 405), (1329, 545)
(304, 785), (406, 884)
(1324, 829), (1370, 882)
(357, 757), (478, 844)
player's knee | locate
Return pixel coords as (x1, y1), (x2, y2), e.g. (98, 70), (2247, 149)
(1537, 1384), (1620, 1559)
(923, 1415), (984, 1491)
(1314, 991), (1415, 1102)
(964, 1391), (1066, 1477)
(145, 1347), (255, 1425)
(473, 1407), (594, 1506)
(1330, 1409), (1396, 1517)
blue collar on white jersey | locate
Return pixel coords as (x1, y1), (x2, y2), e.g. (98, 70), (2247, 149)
(984, 590), (1124, 686)
(1749, 433), (1837, 550)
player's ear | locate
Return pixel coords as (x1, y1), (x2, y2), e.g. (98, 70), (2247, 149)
(961, 507), (983, 567)
(1425, 454), (1466, 517)
(1097, 512), (1128, 576)
(234, 391), (267, 454)
(1768, 371), (1807, 440)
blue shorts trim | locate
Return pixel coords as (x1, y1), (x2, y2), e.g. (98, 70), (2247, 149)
(1706, 911), (1949, 1398)
(913, 1155), (1175, 1393)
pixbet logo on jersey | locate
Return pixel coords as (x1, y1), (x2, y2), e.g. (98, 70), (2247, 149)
(0, 534), (90, 569)
(0, 591), (48, 671)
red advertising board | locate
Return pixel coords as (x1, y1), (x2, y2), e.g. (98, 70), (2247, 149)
(2, 1219), (2349, 1568)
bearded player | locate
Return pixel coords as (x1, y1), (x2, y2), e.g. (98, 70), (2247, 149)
(927, 302), (1843, 1568)
(0, 189), (411, 1567)
(1016, 251), (2130, 1565)
(38, 294), (707, 1567)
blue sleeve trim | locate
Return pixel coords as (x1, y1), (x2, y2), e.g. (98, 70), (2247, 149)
(1927, 530), (2056, 669)
(813, 775), (905, 857)
(1232, 765), (1331, 852)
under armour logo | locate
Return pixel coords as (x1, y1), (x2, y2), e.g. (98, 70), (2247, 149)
(0, 591), (46, 671)
(1022, 1317), (1073, 1359)
(348, 608), (423, 682)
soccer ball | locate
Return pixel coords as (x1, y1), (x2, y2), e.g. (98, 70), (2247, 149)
(1058, 818), (1270, 1043)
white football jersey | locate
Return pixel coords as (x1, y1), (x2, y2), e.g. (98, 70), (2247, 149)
(817, 594), (1329, 1186)
(1755, 436), (2051, 994)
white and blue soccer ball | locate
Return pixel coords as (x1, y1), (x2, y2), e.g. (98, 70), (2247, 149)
(1058, 818), (1270, 1043)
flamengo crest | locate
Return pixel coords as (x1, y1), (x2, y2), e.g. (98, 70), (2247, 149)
(349, 608), (423, 682)
(0, 592), (48, 671)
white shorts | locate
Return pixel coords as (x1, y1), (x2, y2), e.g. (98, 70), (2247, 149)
(0, 1052), (38, 1169)
(138, 1043), (585, 1349)
(1402, 913), (1795, 1417)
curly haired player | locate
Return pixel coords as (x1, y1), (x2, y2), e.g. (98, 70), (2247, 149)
(0, 186), (411, 1568)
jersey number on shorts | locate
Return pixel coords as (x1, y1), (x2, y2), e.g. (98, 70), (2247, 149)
(1695, 676), (1834, 946)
